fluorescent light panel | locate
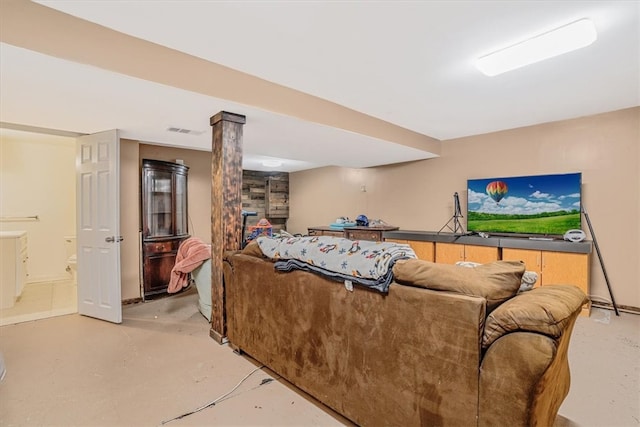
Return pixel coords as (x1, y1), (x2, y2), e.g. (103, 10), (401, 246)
(476, 19), (597, 76)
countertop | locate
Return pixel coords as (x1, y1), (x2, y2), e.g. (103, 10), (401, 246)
(0, 230), (27, 239)
(383, 230), (592, 254)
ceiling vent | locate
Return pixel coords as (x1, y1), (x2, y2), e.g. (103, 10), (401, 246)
(166, 127), (205, 135)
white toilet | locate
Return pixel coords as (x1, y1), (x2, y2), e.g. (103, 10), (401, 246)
(64, 236), (77, 284)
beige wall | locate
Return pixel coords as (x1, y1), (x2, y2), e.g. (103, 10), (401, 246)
(0, 131), (76, 282)
(289, 107), (640, 309)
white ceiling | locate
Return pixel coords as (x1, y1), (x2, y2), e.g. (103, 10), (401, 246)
(1, 1), (638, 172)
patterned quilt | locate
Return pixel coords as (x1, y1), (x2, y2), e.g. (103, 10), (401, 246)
(256, 235), (417, 293)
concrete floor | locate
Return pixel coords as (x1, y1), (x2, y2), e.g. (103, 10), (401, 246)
(555, 307), (640, 427)
(0, 287), (638, 426)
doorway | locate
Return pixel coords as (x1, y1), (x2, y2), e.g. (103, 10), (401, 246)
(0, 128), (78, 326)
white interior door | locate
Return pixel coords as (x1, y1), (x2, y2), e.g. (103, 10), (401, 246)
(76, 130), (122, 323)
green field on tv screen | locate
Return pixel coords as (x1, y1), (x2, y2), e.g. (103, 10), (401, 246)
(467, 212), (581, 235)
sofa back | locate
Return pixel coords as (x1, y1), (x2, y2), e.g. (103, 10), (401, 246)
(224, 252), (488, 426)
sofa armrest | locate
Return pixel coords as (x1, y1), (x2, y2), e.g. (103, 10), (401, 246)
(479, 332), (564, 427)
(479, 285), (585, 426)
(482, 284), (587, 349)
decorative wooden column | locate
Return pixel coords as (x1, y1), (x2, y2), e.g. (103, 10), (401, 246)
(209, 111), (245, 343)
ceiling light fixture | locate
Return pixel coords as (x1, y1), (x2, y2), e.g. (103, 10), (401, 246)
(476, 18), (597, 76)
(261, 160), (282, 168)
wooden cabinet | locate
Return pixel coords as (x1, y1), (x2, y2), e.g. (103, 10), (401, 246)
(385, 239), (435, 261)
(384, 230), (593, 316)
(502, 248), (591, 315)
(0, 231), (28, 309)
(141, 159), (190, 298)
(435, 242), (499, 264)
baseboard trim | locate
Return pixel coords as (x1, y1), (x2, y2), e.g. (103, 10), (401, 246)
(591, 301), (640, 315)
(27, 274), (72, 284)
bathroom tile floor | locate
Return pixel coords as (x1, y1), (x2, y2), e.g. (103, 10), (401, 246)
(0, 279), (77, 326)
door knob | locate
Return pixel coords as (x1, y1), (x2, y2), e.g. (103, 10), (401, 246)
(105, 236), (124, 243)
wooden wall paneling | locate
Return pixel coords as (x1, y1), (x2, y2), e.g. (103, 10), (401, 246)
(241, 170), (289, 235)
(266, 176), (289, 218)
(210, 111), (245, 343)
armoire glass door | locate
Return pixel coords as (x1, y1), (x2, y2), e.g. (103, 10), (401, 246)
(175, 172), (187, 236)
(144, 169), (173, 238)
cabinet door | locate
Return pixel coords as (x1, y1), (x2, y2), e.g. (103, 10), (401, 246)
(0, 238), (17, 309)
(435, 242), (464, 264)
(502, 248), (542, 288)
(464, 245), (499, 264)
(408, 241), (434, 261)
(175, 172), (188, 236)
(383, 239), (434, 261)
(542, 252), (590, 292)
(143, 252), (176, 295)
(542, 251), (591, 316)
(143, 168), (173, 238)
(142, 239), (183, 296)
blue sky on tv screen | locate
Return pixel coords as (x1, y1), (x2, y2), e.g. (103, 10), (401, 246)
(467, 173), (581, 215)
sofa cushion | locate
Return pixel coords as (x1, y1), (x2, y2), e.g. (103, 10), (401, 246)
(482, 284), (588, 348)
(455, 261), (538, 292)
(241, 240), (269, 258)
(392, 259), (525, 311)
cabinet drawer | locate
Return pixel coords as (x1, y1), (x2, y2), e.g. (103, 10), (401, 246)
(322, 230), (345, 238)
(144, 240), (180, 255)
(345, 230), (381, 241)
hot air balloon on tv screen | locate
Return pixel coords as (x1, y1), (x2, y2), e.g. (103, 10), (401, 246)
(486, 181), (508, 204)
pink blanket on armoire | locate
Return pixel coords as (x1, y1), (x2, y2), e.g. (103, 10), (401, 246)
(168, 237), (211, 293)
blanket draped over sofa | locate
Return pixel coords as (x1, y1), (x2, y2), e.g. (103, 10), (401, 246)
(224, 239), (587, 427)
(256, 235), (416, 292)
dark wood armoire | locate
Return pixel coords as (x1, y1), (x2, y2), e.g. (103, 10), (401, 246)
(141, 159), (189, 298)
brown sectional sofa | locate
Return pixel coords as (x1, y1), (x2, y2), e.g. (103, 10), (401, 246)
(223, 242), (587, 426)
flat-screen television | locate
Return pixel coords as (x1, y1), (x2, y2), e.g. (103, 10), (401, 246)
(467, 172), (582, 237)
